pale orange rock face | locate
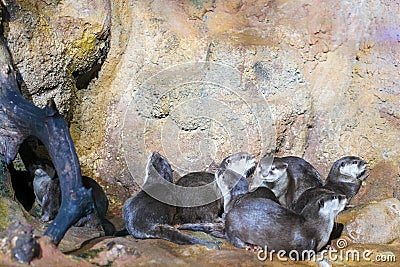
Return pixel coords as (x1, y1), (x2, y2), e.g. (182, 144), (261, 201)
(1, 0), (399, 265)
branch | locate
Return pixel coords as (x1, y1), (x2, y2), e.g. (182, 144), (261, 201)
(0, 39), (94, 245)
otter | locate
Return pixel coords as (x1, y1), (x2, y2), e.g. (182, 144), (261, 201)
(122, 152), (219, 249)
(32, 166), (60, 222)
(31, 162), (115, 235)
(324, 156), (368, 200)
(225, 191), (347, 257)
(253, 156), (323, 208)
(216, 152), (257, 213)
(173, 172), (223, 225)
(177, 152), (260, 238)
(293, 156), (368, 214)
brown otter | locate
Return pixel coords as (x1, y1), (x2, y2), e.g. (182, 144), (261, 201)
(173, 172), (223, 224)
(253, 156), (323, 208)
(122, 152), (219, 249)
(293, 156), (368, 214)
(225, 191), (347, 258)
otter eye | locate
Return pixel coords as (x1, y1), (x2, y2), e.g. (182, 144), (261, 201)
(241, 155), (245, 159)
(271, 166), (276, 171)
(340, 162), (346, 167)
(318, 199), (325, 208)
(333, 195), (338, 199)
(352, 161), (358, 164)
(227, 159), (231, 163)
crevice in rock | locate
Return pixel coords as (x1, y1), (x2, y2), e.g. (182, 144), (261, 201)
(7, 136), (52, 212)
(72, 34), (110, 92)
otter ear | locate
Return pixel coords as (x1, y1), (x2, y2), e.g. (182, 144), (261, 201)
(283, 163), (288, 169)
(318, 199), (325, 208)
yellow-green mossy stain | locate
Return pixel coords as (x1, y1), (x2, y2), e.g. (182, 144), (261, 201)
(67, 31), (100, 70)
(0, 198), (9, 231)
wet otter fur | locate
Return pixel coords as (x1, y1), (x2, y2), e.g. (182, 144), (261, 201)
(253, 156), (323, 208)
(225, 191), (346, 257)
(122, 152), (219, 249)
(176, 153), (257, 237)
(293, 156), (368, 214)
(216, 152), (257, 213)
(31, 162), (114, 235)
(173, 172), (223, 224)
(177, 152), (261, 238)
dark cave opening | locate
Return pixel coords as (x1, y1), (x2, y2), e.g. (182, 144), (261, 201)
(8, 136), (53, 212)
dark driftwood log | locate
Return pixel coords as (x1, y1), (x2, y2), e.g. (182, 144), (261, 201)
(0, 57), (94, 244)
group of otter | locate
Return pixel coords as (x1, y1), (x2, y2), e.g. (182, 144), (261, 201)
(29, 151), (368, 259)
(122, 151), (368, 256)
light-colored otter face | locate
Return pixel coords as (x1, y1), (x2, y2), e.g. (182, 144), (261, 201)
(34, 168), (52, 180)
(315, 194), (346, 251)
(217, 152), (256, 212)
(318, 195), (347, 217)
(255, 161), (288, 183)
(221, 152), (256, 177)
(30, 161), (56, 179)
(339, 158), (367, 180)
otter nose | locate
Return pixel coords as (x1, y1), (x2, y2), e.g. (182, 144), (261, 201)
(358, 160), (366, 167)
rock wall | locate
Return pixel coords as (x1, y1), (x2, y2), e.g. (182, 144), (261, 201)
(2, 0), (399, 213)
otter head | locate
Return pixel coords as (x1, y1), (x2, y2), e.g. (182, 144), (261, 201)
(144, 152), (173, 184)
(29, 160), (56, 179)
(301, 192), (346, 219)
(34, 168), (51, 180)
(255, 158), (288, 183)
(305, 193), (347, 251)
(219, 152), (256, 178)
(216, 152), (255, 212)
(317, 194), (347, 218)
(329, 156), (368, 183)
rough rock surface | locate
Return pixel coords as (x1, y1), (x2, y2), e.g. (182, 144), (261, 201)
(63, 0), (400, 213)
(2, 0), (111, 118)
(0, 0), (400, 266)
(337, 198), (400, 244)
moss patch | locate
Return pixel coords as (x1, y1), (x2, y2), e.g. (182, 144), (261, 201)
(67, 31), (99, 71)
(0, 198), (9, 230)
(0, 158), (13, 198)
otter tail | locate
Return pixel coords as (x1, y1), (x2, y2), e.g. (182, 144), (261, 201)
(150, 224), (220, 249)
(178, 222), (225, 239)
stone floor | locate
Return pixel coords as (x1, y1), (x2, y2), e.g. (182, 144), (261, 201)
(1, 223), (399, 267)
